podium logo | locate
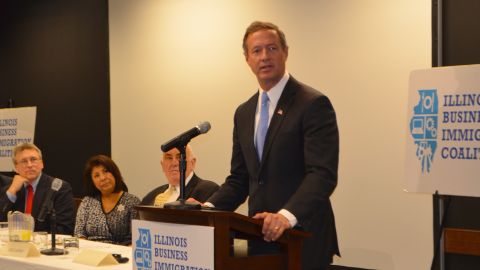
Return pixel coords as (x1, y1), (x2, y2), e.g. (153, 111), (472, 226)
(134, 228), (152, 270)
(409, 89), (438, 173)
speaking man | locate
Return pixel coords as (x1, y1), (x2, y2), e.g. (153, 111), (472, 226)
(204, 21), (340, 270)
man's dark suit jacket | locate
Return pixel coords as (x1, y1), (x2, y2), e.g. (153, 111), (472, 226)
(141, 173), (219, 205)
(0, 173), (75, 235)
(0, 174), (12, 188)
(208, 76), (340, 270)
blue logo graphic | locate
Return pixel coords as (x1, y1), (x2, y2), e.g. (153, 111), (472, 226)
(134, 228), (152, 270)
(409, 89), (438, 173)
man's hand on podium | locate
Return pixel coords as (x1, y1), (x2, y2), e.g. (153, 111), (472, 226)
(253, 212), (291, 242)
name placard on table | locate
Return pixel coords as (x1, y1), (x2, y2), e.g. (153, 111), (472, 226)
(0, 242), (40, 257)
(73, 249), (119, 266)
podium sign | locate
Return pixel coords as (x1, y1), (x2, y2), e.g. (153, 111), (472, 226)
(132, 219), (214, 270)
(0, 107), (36, 171)
(406, 64), (480, 196)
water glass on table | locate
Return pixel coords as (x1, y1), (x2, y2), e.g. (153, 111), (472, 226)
(0, 222), (8, 243)
(33, 231), (48, 250)
(63, 236), (80, 256)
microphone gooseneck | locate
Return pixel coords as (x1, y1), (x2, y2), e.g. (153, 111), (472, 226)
(161, 121), (211, 152)
(37, 178), (63, 223)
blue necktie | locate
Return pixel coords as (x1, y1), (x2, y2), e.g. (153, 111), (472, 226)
(256, 92), (269, 159)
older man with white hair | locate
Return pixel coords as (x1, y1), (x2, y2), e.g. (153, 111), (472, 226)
(141, 145), (219, 207)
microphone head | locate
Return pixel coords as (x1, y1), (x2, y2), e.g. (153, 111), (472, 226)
(51, 178), (63, 191)
(197, 121), (211, 134)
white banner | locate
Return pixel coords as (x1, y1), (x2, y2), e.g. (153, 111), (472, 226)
(0, 107), (36, 171)
(132, 219), (214, 270)
(405, 64), (480, 197)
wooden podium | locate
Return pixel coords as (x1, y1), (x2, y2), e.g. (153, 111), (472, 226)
(136, 206), (310, 270)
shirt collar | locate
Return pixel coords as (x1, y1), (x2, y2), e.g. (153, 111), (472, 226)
(258, 72), (290, 108)
(172, 171), (194, 191)
(24, 173), (42, 192)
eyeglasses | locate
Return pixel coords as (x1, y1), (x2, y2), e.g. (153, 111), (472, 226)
(16, 157), (42, 166)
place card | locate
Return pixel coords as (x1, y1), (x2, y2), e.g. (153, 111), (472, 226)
(73, 249), (119, 266)
(0, 242), (40, 257)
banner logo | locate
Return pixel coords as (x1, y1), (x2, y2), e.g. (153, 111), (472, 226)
(409, 89), (438, 173)
(134, 228), (152, 270)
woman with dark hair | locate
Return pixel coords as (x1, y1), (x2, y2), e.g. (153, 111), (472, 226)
(74, 155), (140, 245)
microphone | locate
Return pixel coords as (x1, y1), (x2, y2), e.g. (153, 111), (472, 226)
(161, 121), (211, 152)
(37, 178), (63, 222)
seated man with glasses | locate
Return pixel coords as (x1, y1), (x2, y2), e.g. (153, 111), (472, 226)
(0, 143), (75, 235)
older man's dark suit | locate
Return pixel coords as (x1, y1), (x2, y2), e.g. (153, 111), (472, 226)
(208, 76), (340, 270)
(141, 173), (219, 205)
(0, 173), (75, 235)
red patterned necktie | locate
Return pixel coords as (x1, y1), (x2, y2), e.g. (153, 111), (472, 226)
(25, 185), (34, 214)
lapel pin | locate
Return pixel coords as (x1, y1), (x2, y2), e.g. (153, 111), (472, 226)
(277, 109), (283, 115)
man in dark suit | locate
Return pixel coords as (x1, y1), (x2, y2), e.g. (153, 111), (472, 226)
(0, 143), (74, 235)
(141, 145), (219, 206)
(0, 173), (12, 188)
(205, 21), (340, 270)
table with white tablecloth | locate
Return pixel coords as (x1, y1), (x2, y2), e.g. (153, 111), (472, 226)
(0, 237), (132, 270)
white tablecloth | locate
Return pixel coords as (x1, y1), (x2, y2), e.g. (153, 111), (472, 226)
(0, 236), (132, 270)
